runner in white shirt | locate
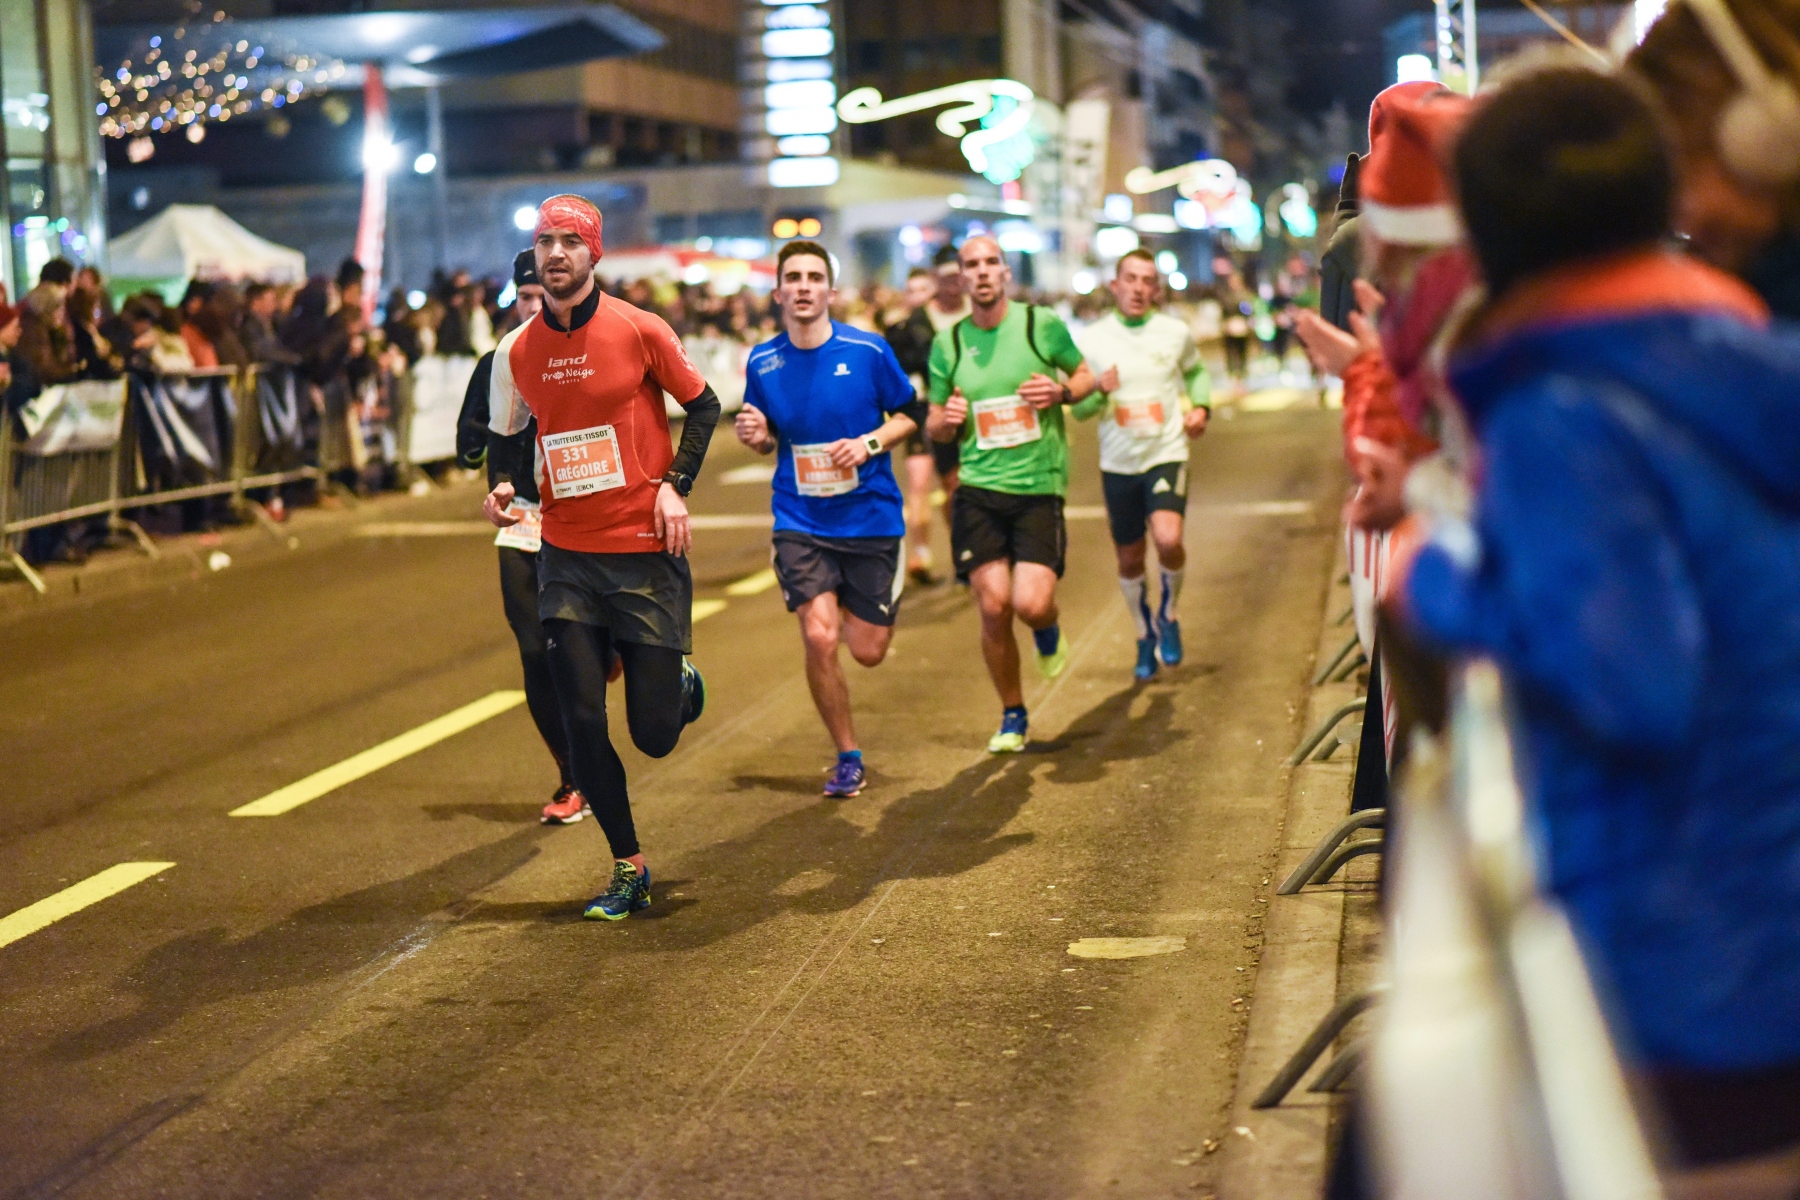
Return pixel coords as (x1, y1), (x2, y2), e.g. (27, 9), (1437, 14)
(1072, 249), (1212, 680)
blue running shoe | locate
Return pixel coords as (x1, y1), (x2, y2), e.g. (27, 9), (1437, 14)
(1134, 636), (1159, 680)
(824, 755), (865, 797)
(987, 706), (1028, 754)
(584, 860), (651, 920)
(1157, 617), (1184, 667)
(681, 658), (705, 726)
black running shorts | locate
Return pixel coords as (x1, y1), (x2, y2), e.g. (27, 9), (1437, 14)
(771, 531), (905, 626)
(537, 542), (693, 653)
(950, 485), (1066, 583)
(1101, 462), (1189, 547)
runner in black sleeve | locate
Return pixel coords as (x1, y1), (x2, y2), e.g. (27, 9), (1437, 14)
(483, 196), (720, 921)
(883, 267), (945, 584)
(454, 250), (588, 824)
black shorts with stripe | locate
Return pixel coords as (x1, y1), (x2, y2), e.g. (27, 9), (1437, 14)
(1100, 462), (1189, 547)
(772, 532), (905, 626)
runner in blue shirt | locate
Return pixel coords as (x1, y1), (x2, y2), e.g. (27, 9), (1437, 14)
(735, 240), (925, 796)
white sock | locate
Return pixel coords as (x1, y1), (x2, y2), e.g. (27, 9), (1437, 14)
(1119, 575), (1152, 639)
(1159, 567), (1184, 626)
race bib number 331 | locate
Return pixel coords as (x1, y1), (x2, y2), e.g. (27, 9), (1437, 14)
(541, 424), (626, 499)
(971, 395), (1042, 450)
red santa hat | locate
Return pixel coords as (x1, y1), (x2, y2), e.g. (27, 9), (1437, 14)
(1359, 81), (1471, 246)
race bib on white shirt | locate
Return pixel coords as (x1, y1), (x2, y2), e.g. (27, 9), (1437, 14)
(493, 498), (543, 552)
(1114, 398), (1166, 434)
(971, 395), (1042, 450)
(791, 442), (860, 497)
(541, 424), (626, 499)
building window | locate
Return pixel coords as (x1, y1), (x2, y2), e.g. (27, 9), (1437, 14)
(633, 11), (737, 83)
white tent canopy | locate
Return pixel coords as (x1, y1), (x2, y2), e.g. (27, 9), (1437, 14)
(107, 204), (306, 285)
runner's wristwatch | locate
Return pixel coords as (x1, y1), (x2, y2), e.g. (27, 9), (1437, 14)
(661, 470), (694, 497)
(862, 433), (883, 456)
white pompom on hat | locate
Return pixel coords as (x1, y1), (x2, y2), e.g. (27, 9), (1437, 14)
(1359, 81), (1473, 246)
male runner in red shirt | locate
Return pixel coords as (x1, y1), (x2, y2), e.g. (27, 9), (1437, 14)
(482, 194), (721, 920)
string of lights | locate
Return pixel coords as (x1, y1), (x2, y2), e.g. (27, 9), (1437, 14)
(95, 18), (346, 160)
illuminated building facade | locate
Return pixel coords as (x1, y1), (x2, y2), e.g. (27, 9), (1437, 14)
(0, 0), (105, 299)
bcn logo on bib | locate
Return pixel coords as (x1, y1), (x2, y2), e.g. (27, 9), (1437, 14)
(541, 424), (627, 498)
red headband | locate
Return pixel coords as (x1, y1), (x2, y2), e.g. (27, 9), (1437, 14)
(535, 194), (604, 260)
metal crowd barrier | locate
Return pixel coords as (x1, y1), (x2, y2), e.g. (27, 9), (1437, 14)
(1370, 661), (1663, 1199)
(1259, 660), (1664, 1197)
(0, 364), (320, 593)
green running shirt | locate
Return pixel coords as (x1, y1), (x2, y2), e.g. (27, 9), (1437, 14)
(927, 303), (1085, 497)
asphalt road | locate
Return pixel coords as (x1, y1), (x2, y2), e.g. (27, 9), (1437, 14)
(0, 406), (1344, 1199)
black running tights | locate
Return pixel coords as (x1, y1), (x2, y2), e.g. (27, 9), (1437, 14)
(499, 548), (571, 787)
(543, 618), (686, 859)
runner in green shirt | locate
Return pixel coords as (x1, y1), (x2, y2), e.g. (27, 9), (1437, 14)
(925, 234), (1097, 753)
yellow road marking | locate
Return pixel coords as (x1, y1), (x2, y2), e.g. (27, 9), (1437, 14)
(725, 568), (778, 597)
(0, 862), (175, 951)
(693, 599), (728, 623)
(230, 690), (527, 817)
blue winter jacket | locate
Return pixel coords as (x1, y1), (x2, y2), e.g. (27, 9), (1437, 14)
(1405, 255), (1800, 1072)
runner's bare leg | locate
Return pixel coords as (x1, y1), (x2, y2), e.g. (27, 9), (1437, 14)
(971, 559), (1024, 708)
(798, 592), (860, 753)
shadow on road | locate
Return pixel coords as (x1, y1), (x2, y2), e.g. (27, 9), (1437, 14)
(48, 675), (1189, 1065)
(42, 827), (548, 1063)
(589, 676), (1191, 953)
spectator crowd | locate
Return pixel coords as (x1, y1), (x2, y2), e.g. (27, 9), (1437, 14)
(1, 237), (1315, 569)
(1286, 11), (1800, 1196)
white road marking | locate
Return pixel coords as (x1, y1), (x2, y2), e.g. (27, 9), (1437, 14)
(1064, 501), (1310, 521)
(230, 690), (527, 817)
(356, 521), (493, 536)
(690, 514), (775, 530)
(0, 862), (176, 951)
(719, 464), (777, 485)
(354, 514), (780, 536)
(693, 599), (728, 623)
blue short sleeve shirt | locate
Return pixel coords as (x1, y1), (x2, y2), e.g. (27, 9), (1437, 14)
(743, 322), (914, 539)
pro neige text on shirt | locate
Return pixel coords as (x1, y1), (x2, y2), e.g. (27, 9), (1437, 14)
(543, 353), (596, 384)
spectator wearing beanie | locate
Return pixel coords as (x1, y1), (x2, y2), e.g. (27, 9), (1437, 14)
(1318, 153), (1363, 333)
(1395, 67), (1800, 1188)
(1628, 0), (1800, 318)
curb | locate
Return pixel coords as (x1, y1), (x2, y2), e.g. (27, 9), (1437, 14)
(1215, 533), (1369, 1199)
(0, 475), (488, 627)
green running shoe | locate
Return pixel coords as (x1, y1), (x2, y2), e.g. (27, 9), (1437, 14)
(1033, 627), (1070, 679)
(986, 707), (1028, 754)
(584, 859), (651, 920)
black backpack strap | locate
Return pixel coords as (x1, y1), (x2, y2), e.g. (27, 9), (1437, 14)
(1025, 304), (1049, 369)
